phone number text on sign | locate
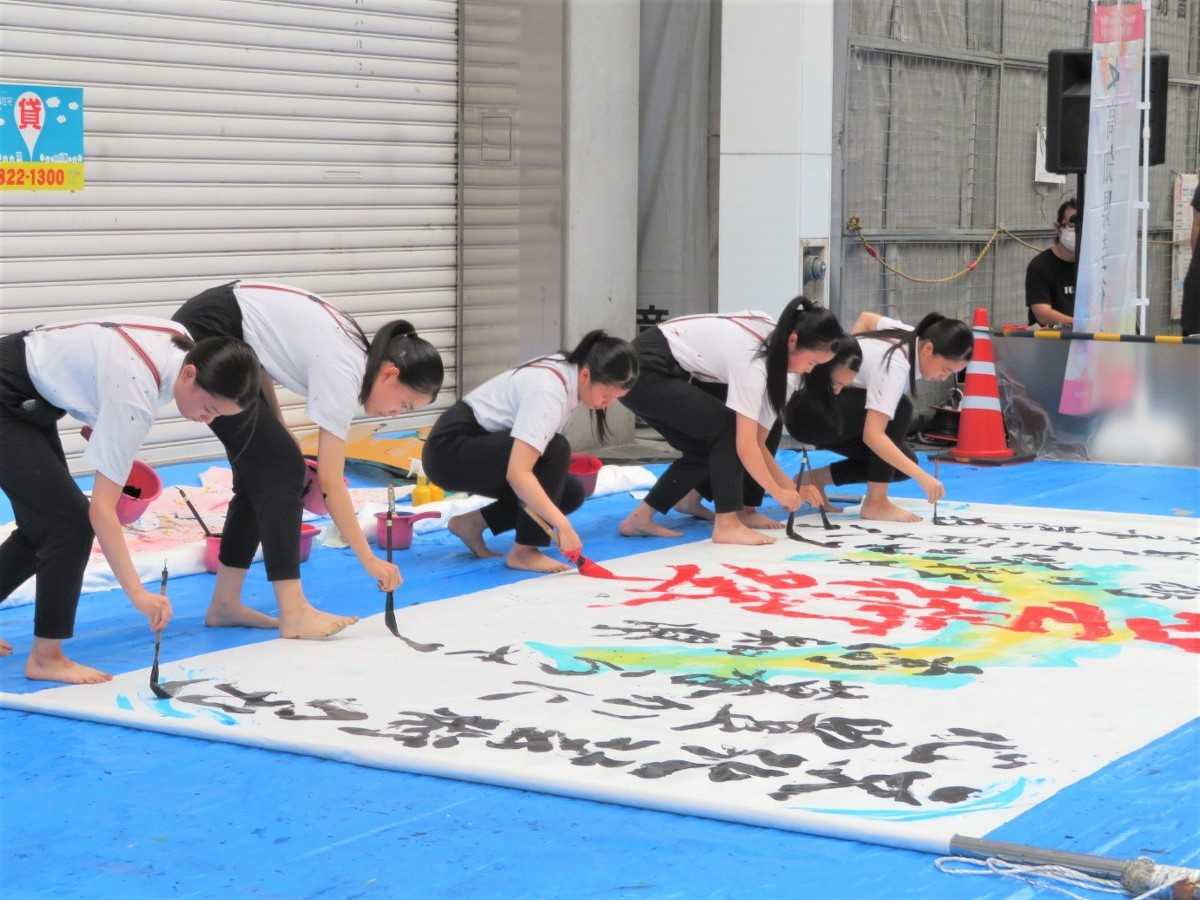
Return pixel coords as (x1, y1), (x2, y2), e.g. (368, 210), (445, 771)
(1, 164), (83, 190)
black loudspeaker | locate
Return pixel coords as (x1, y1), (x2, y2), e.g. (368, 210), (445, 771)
(1045, 49), (1168, 174)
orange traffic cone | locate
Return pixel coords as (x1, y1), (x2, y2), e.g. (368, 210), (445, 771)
(950, 307), (1018, 462)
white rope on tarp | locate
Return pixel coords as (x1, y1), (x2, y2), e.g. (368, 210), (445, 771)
(935, 855), (1197, 900)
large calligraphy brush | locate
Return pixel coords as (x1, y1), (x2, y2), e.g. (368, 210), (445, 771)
(802, 448), (840, 531)
(785, 451), (840, 548)
(931, 457), (947, 525)
(383, 483), (401, 637)
(176, 487), (213, 537)
(149, 559), (171, 699)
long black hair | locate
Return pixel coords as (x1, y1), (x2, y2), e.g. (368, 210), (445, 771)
(180, 335), (261, 410)
(804, 335), (862, 428)
(859, 312), (973, 395)
(359, 319), (445, 405)
(760, 295), (843, 416)
(523, 330), (638, 444)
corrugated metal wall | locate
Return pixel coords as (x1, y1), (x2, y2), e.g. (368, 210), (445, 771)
(0, 0), (459, 468)
(458, 0), (564, 394)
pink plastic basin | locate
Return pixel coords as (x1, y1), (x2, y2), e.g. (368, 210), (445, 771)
(115, 459), (163, 525)
(204, 523), (322, 574)
(374, 510), (440, 551)
(301, 458), (349, 515)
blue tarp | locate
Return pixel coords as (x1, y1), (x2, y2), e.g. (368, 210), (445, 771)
(1, 451), (1196, 898)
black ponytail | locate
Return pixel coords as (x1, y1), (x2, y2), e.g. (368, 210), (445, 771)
(861, 312), (973, 395)
(359, 319), (445, 405)
(562, 330), (639, 443)
(761, 295), (843, 416)
(804, 335), (862, 429)
(185, 336), (261, 410)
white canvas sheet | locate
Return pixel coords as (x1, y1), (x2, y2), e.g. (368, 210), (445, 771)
(2, 500), (1196, 854)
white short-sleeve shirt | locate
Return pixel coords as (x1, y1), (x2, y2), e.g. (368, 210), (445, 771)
(24, 317), (190, 485)
(464, 356), (580, 454)
(657, 312), (782, 429)
(850, 316), (919, 418)
(232, 281), (367, 440)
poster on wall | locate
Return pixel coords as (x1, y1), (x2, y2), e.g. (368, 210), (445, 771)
(0, 83), (85, 191)
(1171, 173), (1197, 321)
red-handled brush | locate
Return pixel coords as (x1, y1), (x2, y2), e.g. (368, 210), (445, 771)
(522, 506), (623, 579)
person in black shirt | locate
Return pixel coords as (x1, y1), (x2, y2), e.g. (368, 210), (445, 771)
(1025, 199), (1078, 327)
(1182, 181), (1199, 337)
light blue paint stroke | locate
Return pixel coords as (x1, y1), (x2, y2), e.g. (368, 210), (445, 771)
(200, 707), (239, 726)
(150, 699), (196, 721)
(116, 694), (133, 711)
(792, 777), (1045, 822)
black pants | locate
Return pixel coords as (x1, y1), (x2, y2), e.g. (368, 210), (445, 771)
(422, 401), (584, 548)
(1182, 252), (1199, 336)
(692, 420), (781, 508)
(784, 387), (916, 485)
(174, 285), (305, 580)
(618, 327), (754, 515)
(0, 332), (94, 639)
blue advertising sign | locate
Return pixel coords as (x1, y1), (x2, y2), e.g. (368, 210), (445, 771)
(0, 83), (85, 190)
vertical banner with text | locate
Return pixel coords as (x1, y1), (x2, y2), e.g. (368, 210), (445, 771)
(1060, 2), (1144, 416)
(0, 83), (85, 191)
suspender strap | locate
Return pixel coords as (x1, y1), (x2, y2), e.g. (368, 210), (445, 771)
(35, 321), (184, 390)
(237, 282), (368, 350)
(525, 363), (569, 390)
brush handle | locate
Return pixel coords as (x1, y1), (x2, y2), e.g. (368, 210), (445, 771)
(385, 484), (395, 561)
(524, 506), (562, 544)
(383, 483), (399, 636)
(176, 488), (213, 537)
(523, 506), (584, 566)
(522, 506), (556, 539)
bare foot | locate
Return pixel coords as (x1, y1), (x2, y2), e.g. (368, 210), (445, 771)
(0, 637), (12, 657)
(26, 652), (112, 685)
(507, 544), (571, 573)
(673, 491), (716, 522)
(712, 515), (775, 546)
(619, 513), (682, 538)
(738, 508), (783, 530)
(279, 606), (359, 639)
(448, 510), (501, 558)
(619, 502), (682, 538)
(205, 599), (279, 630)
(860, 500), (921, 523)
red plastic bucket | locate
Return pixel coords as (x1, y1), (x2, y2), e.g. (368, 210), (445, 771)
(569, 453), (602, 498)
(204, 524), (322, 574)
(115, 459), (163, 525)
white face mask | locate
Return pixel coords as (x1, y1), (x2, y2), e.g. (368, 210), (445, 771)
(1059, 229), (1077, 254)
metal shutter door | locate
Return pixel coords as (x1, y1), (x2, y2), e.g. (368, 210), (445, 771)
(0, 0), (458, 468)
